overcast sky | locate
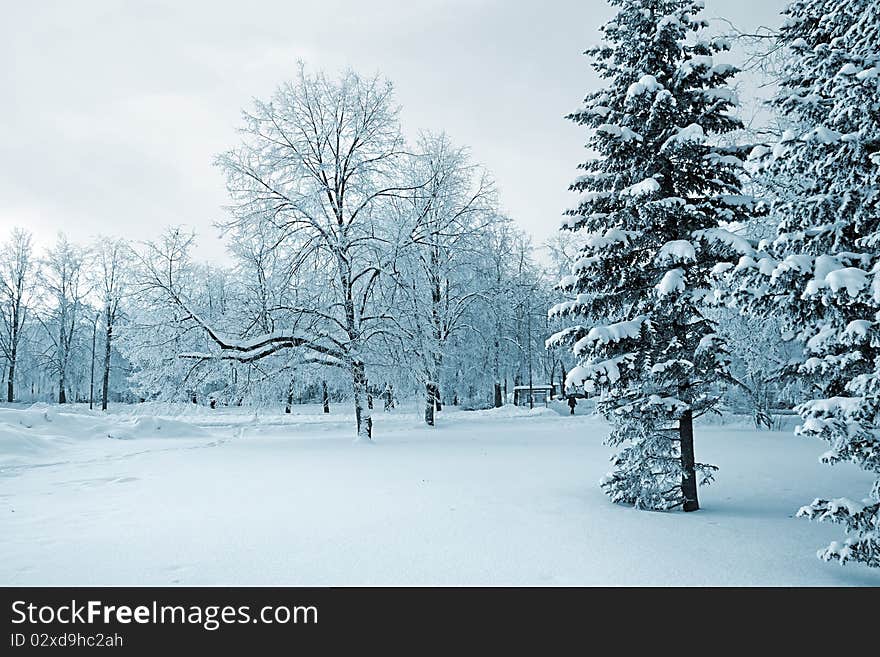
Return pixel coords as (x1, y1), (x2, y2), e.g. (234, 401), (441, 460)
(1, 0), (787, 261)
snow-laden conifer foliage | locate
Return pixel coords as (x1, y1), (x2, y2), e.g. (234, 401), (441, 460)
(549, 0), (752, 511)
(729, 0), (880, 567)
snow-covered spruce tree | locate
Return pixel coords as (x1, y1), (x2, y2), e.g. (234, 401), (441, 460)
(548, 0), (752, 511)
(730, 0), (880, 566)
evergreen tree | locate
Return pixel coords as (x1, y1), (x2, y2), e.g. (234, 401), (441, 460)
(732, 0), (880, 567)
(549, 0), (751, 511)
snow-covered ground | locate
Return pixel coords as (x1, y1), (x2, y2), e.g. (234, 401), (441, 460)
(1, 401), (878, 586)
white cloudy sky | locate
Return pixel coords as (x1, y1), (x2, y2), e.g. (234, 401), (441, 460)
(1, 0), (786, 261)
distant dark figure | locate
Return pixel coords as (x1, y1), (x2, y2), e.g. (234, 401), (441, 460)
(209, 399), (217, 409)
(567, 395), (577, 415)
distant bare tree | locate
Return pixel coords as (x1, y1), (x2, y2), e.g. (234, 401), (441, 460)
(39, 234), (87, 404)
(94, 237), (130, 410)
(0, 228), (35, 402)
(392, 132), (497, 426)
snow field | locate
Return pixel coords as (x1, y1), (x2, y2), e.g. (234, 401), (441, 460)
(1, 402), (878, 586)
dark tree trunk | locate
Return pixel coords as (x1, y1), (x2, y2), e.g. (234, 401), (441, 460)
(492, 334), (502, 408)
(101, 315), (112, 411)
(58, 323), (67, 404)
(322, 380), (330, 413)
(424, 381), (435, 427)
(679, 409), (699, 512)
(7, 302), (20, 403)
(352, 360), (372, 439)
(6, 362), (14, 403)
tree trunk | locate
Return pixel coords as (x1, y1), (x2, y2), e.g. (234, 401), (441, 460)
(322, 380), (330, 413)
(424, 381), (435, 427)
(285, 380), (293, 413)
(7, 302), (20, 403)
(679, 409), (699, 512)
(6, 361), (14, 403)
(89, 316), (96, 410)
(352, 360), (372, 439)
(427, 254), (445, 418)
(492, 334), (502, 408)
(431, 341), (444, 414)
(101, 315), (112, 411)
(57, 325), (67, 404)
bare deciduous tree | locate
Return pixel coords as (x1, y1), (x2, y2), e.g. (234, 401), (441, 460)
(94, 237), (130, 410)
(391, 132), (497, 425)
(149, 66), (418, 439)
(0, 228), (35, 402)
(39, 234), (87, 404)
